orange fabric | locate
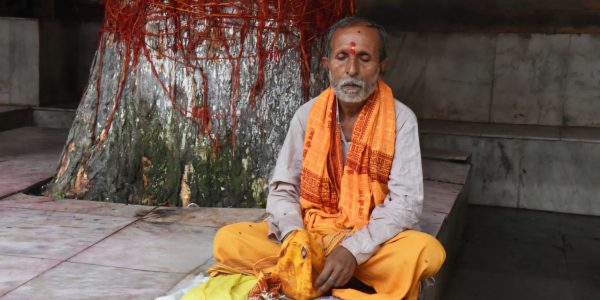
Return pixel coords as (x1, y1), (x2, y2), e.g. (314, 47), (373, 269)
(300, 80), (396, 231)
(271, 229), (325, 300)
(208, 81), (446, 299)
(209, 222), (445, 300)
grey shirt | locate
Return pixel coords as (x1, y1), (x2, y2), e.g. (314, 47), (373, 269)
(266, 97), (423, 264)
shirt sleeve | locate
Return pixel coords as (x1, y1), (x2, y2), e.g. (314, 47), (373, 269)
(341, 104), (424, 264)
(266, 109), (306, 242)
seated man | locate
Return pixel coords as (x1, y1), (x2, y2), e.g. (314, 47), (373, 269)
(209, 16), (445, 299)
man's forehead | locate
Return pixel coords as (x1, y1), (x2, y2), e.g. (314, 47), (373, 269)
(331, 24), (380, 50)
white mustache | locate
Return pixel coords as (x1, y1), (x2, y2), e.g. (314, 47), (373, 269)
(336, 77), (365, 89)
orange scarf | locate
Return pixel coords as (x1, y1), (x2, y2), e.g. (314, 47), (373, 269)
(300, 80), (396, 233)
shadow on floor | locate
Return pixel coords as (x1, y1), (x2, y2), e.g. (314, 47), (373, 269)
(443, 205), (600, 300)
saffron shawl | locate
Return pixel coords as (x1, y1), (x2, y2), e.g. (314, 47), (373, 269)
(300, 80), (396, 232)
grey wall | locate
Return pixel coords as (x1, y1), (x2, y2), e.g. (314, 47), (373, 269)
(383, 32), (600, 128)
(0, 17), (100, 107)
(357, 0), (600, 33)
(421, 133), (600, 216)
(0, 18), (39, 106)
(39, 20), (101, 106)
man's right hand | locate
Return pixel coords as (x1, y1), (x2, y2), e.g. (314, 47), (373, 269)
(314, 245), (357, 293)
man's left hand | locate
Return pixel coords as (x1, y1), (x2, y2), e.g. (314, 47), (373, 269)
(314, 245), (357, 293)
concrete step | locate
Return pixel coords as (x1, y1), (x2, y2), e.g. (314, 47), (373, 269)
(422, 147), (471, 163)
(32, 107), (76, 129)
(0, 105), (76, 131)
(0, 105), (32, 132)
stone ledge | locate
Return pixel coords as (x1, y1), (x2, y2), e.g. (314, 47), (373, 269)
(0, 105), (32, 131)
(420, 121), (600, 216)
(420, 119), (600, 144)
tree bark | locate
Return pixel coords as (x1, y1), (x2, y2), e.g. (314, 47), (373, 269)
(44, 2), (340, 207)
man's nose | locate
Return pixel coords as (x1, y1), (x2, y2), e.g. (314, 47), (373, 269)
(345, 56), (358, 77)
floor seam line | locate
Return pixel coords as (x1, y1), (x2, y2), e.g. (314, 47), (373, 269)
(0, 215), (144, 296)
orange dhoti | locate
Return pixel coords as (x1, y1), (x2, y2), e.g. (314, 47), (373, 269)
(209, 221), (445, 300)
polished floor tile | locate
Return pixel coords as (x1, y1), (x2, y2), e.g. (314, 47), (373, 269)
(0, 254), (61, 296)
(69, 221), (217, 273)
(0, 193), (154, 218)
(0, 207), (135, 260)
(2, 262), (182, 300)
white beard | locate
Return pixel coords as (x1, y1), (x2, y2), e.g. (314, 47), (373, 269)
(329, 71), (379, 104)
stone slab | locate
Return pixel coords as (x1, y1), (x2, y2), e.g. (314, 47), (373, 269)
(418, 209), (446, 237)
(465, 205), (564, 248)
(559, 213), (600, 240)
(0, 105), (25, 113)
(422, 34), (496, 122)
(421, 148), (471, 163)
(444, 268), (574, 300)
(69, 221), (217, 273)
(0, 193), (154, 218)
(0, 207), (135, 260)
(0, 21), (8, 102)
(0, 18), (39, 106)
(143, 207), (266, 227)
(564, 235), (600, 300)
(421, 134), (522, 208)
(1, 262), (182, 300)
(564, 34), (600, 127)
(384, 32), (429, 116)
(422, 123), (600, 215)
(0, 254), (61, 296)
(465, 230), (570, 277)
(481, 123), (561, 141)
(469, 137), (521, 208)
(32, 108), (76, 129)
(443, 205), (600, 300)
(423, 180), (463, 215)
(491, 34), (569, 126)
(419, 119), (484, 137)
(560, 127), (600, 144)
(0, 105), (32, 131)
(422, 159), (470, 185)
(9, 19), (39, 106)
(519, 141), (600, 215)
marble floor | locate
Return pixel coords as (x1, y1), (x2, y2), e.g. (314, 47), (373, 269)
(0, 194), (266, 299)
(444, 205), (600, 300)
(0, 125), (471, 299)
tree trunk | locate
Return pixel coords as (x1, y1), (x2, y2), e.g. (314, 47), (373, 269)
(45, 0), (352, 207)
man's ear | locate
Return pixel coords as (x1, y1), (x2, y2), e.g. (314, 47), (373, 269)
(321, 57), (330, 71)
(379, 58), (389, 76)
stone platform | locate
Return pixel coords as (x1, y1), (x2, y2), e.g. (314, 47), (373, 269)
(0, 126), (471, 299)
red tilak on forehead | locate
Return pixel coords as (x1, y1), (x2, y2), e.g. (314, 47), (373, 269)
(350, 41), (356, 55)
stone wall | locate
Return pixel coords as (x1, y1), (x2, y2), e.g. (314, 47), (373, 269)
(383, 32), (600, 127)
(357, 0), (600, 33)
(0, 18), (39, 106)
(0, 17), (101, 107)
(421, 131), (600, 216)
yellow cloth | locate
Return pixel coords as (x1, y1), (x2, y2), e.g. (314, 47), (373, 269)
(180, 274), (258, 300)
(272, 230), (324, 299)
(210, 222), (445, 300)
(300, 80), (396, 232)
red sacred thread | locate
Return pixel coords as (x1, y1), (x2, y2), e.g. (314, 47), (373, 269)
(94, 0), (355, 148)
